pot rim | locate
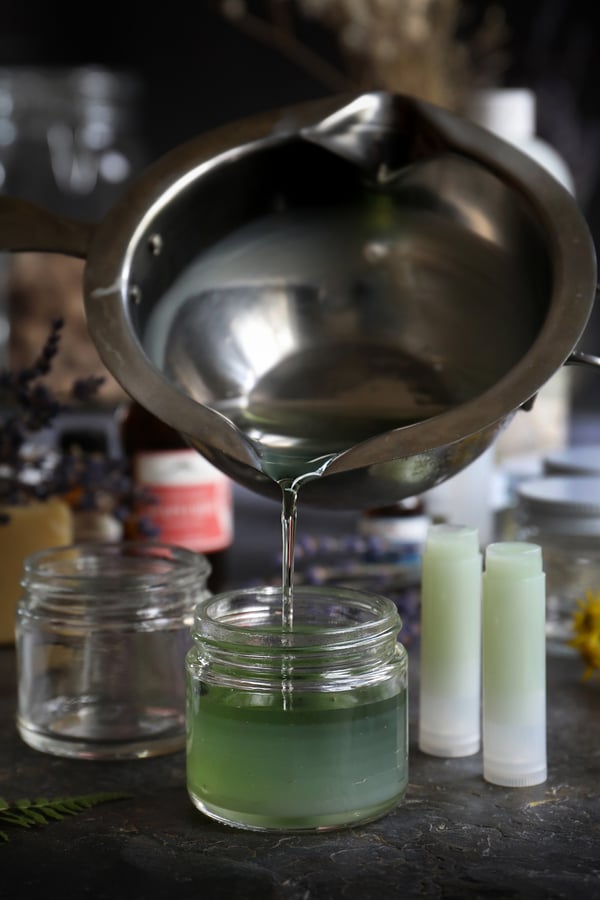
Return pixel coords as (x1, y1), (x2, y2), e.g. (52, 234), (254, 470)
(83, 90), (598, 477)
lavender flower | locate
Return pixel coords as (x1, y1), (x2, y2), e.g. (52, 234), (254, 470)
(0, 318), (145, 525)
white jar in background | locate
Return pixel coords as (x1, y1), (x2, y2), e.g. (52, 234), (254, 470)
(468, 87), (575, 463)
(424, 445), (498, 548)
(468, 88), (575, 194)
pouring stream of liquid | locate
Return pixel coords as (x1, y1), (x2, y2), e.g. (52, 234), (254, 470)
(281, 486), (298, 632)
(279, 458), (336, 632)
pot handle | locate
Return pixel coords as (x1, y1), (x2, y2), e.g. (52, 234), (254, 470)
(566, 350), (600, 369)
(0, 196), (94, 258)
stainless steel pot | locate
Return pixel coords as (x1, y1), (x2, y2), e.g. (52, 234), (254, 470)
(0, 91), (597, 508)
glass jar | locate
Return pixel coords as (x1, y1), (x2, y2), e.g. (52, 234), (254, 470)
(0, 66), (146, 397)
(186, 584), (408, 832)
(16, 541), (211, 760)
(515, 476), (600, 653)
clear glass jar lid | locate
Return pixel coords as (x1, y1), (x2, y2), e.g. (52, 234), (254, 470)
(517, 476), (600, 534)
(543, 445), (600, 476)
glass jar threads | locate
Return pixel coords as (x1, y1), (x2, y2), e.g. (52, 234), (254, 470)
(515, 476), (600, 653)
(16, 541), (211, 759)
(186, 585), (408, 832)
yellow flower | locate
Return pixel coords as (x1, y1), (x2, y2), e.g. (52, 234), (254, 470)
(568, 590), (600, 680)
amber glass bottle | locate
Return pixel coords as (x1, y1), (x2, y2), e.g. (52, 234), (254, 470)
(120, 402), (233, 593)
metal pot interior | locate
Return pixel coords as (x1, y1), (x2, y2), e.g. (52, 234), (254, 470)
(84, 92), (596, 500)
(129, 144), (548, 460)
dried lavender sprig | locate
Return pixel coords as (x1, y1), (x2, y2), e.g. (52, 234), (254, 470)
(0, 319), (114, 514)
(0, 318), (164, 530)
(51, 449), (157, 517)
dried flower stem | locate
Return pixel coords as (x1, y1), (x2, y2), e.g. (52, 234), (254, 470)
(220, 1), (353, 91)
(215, 0), (509, 110)
(0, 318), (148, 525)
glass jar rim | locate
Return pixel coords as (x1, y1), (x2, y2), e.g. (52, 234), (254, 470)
(22, 540), (211, 598)
(192, 584), (402, 649)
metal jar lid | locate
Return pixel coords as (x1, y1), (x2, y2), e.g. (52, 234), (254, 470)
(543, 445), (600, 476)
(517, 476), (600, 535)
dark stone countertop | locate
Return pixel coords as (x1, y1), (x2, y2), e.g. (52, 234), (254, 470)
(2, 645), (600, 900)
(2, 486), (600, 899)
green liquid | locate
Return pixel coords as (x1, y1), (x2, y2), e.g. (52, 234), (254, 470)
(186, 677), (408, 831)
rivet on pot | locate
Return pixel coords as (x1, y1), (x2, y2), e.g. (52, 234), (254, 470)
(129, 285), (142, 305)
(148, 233), (163, 256)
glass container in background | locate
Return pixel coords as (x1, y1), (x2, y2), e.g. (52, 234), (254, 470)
(186, 584), (408, 831)
(515, 476), (600, 654)
(0, 66), (146, 398)
(543, 445), (600, 477)
(16, 541), (211, 759)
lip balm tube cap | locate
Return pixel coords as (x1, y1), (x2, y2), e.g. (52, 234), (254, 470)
(424, 523), (480, 558)
(485, 541), (543, 580)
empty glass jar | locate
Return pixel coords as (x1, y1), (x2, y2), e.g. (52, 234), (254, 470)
(515, 476), (600, 653)
(16, 541), (211, 759)
(186, 584), (409, 832)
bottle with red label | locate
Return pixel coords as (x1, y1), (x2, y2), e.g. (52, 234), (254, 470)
(120, 402), (233, 592)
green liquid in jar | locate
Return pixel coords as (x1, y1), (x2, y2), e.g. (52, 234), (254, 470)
(186, 675), (408, 831)
(186, 452), (408, 830)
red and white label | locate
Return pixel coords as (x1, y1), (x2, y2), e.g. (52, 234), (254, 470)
(134, 449), (233, 552)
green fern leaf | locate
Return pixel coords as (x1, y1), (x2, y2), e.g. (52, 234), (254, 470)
(0, 810), (33, 828)
(23, 809), (49, 825)
(36, 806), (64, 821)
(47, 800), (86, 816)
(0, 792), (132, 842)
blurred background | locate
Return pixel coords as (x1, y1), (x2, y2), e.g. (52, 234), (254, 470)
(1, 0), (600, 414)
(0, 1), (597, 191)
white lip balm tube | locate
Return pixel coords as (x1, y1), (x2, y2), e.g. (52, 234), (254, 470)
(419, 524), (482, 757)
(482, 542), (547, 787)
